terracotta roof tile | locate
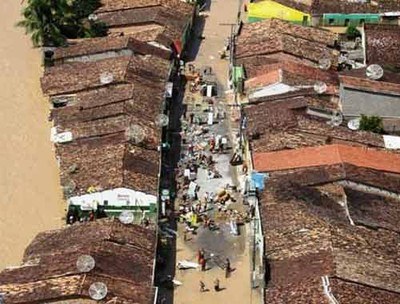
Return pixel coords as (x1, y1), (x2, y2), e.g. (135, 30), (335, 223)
(254, 144), (400, 173)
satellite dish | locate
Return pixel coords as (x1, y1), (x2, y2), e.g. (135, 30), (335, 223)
(76, 255), (95, 273)
(89, 282), (108, 301)
(155, 114), (169, 127)
(118, 210), (135, 224)
(88, 13), (98, 21)
(125, 124), (145, 143)
(347, 118), (361, 130)
(366, 64), (384, 80)
(313, 81), (327, 94)
(318, 58), (331, 70)
(100, 72), (114, 84)
(329, 111), (343, 127)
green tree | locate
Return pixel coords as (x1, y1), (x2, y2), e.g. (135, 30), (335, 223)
(18, 0), (106, 47)
(359, 114), (384, 134)
(346, 24), (361, 40)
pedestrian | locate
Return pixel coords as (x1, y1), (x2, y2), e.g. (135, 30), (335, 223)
(183, 230), (188, 242)
(190, 113), (195, 124)
(214, 278), (220, 292)
(200, 257), (206, 271)
(198, 248), (204, 263)
(225, 258), (231, 278)
(199, 280), (206, 292)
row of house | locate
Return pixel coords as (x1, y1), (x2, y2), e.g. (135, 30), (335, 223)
(232, 18), (400, 303)
(0, 0), (196, 303)
(247, 0), (400, 27)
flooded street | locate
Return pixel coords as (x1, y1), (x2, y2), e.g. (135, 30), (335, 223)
(0, 1), (64, 270)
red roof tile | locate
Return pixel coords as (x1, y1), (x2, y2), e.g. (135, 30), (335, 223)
(254, 144), (400, 173)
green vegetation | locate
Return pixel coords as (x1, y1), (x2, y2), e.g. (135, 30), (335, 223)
(17, 0), (107, 47)
(359, 114), (384, 134)
(345, 24), (361, 40)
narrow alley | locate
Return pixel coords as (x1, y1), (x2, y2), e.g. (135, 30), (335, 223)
(157, 0), (257, 302)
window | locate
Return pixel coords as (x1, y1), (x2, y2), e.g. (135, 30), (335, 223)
(328, 18), (335, 25)
(360, 19), (365, 25)
(344, 19), (350, 26)
(302, 16), (308, 26)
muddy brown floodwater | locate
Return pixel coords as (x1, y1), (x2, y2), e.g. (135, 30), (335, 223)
(0, 0), (64, 270)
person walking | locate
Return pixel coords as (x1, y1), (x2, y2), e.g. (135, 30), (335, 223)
(225, 258), (231, 278)
(200, 257), (206, 271)
(200, 280), (206, 292)
(214, 278), (220, 292)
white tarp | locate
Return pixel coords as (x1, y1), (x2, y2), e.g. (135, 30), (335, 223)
(249, 83), (298, 99)
(68, 187), (156, 210)
(383, 135), (400, 149)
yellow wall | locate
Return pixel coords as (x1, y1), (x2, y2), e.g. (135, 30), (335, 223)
(248, 0), (310, 23)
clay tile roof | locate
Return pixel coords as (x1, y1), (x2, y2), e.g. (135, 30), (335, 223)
(41, 54), (169, 96)
(97, 0), (194, 16)
(0, 218), (156, 304)
(365, 24), (400, 68)
(57, 135), (159, 196)
(236, 19), (338, 64)
(311, 0), (400, 14)
(53, 36), (171, 61)
(261, 175), (400, 303)
(253, 144), (400, 173)
(339, 68), (400, 95)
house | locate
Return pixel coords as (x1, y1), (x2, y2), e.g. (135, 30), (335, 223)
(241, 59), (339, 101)
(52, 36), (172, 65)
(0, 218), (157, 304)
(260, 166), (400, 303)
(311, 0), (400, 26)
(95, 0), (196, 55)
(255, 0), (400, 27)
(233, 19), (339, 88)
(339, 67), (400, 132)
(244, 99), (388, 153)
(41, 55), (171, 220)
(41, 55), (171, 97)
(247, 0), (311, 25)
(253, 144), (400, 173)
(365, 24), (400, 68)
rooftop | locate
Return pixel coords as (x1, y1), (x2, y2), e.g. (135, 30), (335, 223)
(0, 218), (156, 304)
(97, 0), (194, 16)
(41, 55), (170, 96)
(50, 83), (164, 149)
(236, 19), (339, 64)
(57, 134), (160, 196)
(339, 68), (400, 95)
(261, 171), (400, 303)
(253, 144), (400, 173)
(365, 24), (400, 68)
(53, 36), (171, 61)
(311, 0), (400, 14)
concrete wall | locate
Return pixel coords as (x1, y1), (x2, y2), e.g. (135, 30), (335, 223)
(63, 49), (133, 64)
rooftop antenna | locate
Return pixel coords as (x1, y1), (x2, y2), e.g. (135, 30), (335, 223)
(89, 282), (108, 301)
(100, 72), (114, 85)
(76, 255), (96, 273)
(329, 110), (343, 127)
(118, 210), (135, 224)
(366, 64), (384, 80)
(313, 81), (327, 94)
(318, 58), (331, 70)
(155, 114), (169, 127)
(347, 118), (361, 130)
(125, 124), (145, 144)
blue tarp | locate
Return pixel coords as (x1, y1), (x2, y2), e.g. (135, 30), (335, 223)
(251, 172), (268, 190)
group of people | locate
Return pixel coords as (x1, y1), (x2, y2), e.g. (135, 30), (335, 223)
(198, 248), (233, 293)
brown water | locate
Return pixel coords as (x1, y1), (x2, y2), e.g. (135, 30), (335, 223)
(0, 0), (64, 270)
